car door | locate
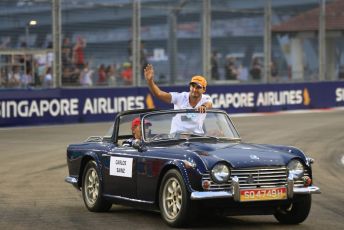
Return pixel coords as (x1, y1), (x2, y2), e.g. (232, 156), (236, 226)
(136, 148), (165, 202)
(102, 146), (140, 199)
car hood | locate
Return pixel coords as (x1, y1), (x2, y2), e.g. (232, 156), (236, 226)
(181, 141), (297, 169)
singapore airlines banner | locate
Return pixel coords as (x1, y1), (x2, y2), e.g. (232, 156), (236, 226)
(0, 81), (343, 127)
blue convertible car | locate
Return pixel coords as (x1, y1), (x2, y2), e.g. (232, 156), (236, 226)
(65, 109), (320, 227)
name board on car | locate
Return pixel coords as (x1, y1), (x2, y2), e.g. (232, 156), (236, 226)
(110, 157), (133, 178)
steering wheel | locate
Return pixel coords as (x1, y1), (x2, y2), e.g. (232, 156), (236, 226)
(173, 132), (193, 139)
(149, 133), (170, 141)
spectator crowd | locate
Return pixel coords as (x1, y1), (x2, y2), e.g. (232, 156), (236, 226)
(0, 36), (147, 89)
(1, 35), (283, 89)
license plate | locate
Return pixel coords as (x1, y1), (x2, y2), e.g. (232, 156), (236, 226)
(240, 187), (287, 202)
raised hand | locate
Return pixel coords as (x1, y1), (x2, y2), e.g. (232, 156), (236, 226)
(144, 64), (154, 82)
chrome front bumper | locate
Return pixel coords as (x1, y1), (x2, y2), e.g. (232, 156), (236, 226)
(293, 186), (321, 194)
(65, 176), (78, 185)
(190, 176), (321, 200)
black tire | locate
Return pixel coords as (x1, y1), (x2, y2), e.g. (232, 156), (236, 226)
(82, 160), (112, 212)
(274, 195), (312, 224)
(159, 169), (194, 227)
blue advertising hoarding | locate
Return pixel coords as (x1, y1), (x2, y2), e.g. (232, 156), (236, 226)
(0, 81), (344, 127)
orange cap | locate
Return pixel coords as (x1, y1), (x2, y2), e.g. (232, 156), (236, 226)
(190, 75), (207, 89)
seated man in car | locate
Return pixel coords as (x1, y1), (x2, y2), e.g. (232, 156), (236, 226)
(123, 117), (151, 147)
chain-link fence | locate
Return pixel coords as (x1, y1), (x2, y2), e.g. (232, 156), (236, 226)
(271, 0), (344, 83)
(0, 0), (343, 89)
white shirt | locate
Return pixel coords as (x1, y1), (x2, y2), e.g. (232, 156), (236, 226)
(170, 92), (211, 110)
(169, 92), (212, 134)
(80, 69), (93, 86)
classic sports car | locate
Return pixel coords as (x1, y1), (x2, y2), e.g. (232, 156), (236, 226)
(65, 109), (321, 227)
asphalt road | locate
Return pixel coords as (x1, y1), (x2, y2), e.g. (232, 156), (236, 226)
(1, 110), (343, 230)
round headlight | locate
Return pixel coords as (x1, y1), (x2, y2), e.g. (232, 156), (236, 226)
(211, 163), (230, 184)
(288, 159), (304, 180)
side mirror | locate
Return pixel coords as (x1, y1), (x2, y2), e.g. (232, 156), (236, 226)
(132, 139), (146, 152)
(132, 139), (141, 149)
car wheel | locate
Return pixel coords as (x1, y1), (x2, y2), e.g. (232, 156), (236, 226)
(159, 169), (193, 227)
(82, 160), (112, 212)
(274, 195), (312, 224)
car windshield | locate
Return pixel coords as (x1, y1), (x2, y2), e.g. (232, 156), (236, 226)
(142, 110), (240, 142)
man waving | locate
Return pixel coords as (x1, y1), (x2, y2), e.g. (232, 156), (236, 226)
(144, 64), (212, 113)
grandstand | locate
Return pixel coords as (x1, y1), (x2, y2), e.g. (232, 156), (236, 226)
(0, 0), (342, 89)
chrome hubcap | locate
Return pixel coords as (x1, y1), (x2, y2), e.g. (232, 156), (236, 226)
(162, 177), (182, 220)
(85, 168), (99, 206)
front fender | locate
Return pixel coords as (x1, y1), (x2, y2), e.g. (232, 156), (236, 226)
(159, 159), (203, 194)
(263, 144), (308, 162)
(262, 144), (313, 178)
(77, 151), (104, 188)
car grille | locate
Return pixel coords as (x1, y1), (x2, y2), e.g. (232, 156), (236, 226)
(233, 167), (288, 188)
(202, 167), (309, 191)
